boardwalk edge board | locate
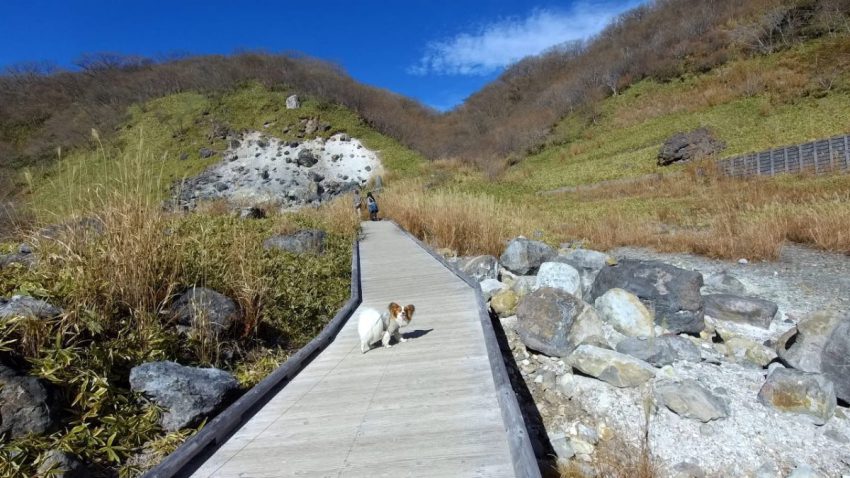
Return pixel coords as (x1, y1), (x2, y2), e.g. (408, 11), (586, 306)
(144, 238), (362, 478)
(388, 220), (542, 478)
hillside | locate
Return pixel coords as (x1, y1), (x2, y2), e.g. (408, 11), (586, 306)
(384, 34), (850, 261)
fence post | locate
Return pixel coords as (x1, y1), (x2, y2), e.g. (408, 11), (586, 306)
(828, 139), (835, 171)
(769, 150), (775, 176)
(844, 135), (850, 171)
(814, 143), (819, 175)
(783, 148), (789, 174)
(799, 145), (804, 172)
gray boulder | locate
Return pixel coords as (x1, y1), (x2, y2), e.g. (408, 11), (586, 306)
(304, 118), (318, 136)
(199, 148), (216, 158)
(0, 366), (55, 438)
(296, 149), (318, 167)
(616, 335), (701, 366)
(285, 94), (300, 109)
(657, 127), (725, 166)
(480, 278), (507, 301)
(129, 361), (239, 431)
(556, 248), (615, 299)
(534, 262), (582, 297)
(263, 229), (326, 254)
(511, 276), (537, 297)
(457, 255), (499, 282)
(777, 310), (850, 402)
(36, 450), (91, 478)
(655, 379), (729, 422)
(594, 288), (655, 339)
(590, 259), (705, 334)
(821, 320), (850, 404)
(500, 237), (556, 275)
(567, 345), (656, 387)
(170, 287), (239, 336)
(703, 271), (747, 295)
(0, 295), (62, 321)
(0, 243), (38, 269)
(515, 287), (585, 357)
(703, 294), (777, 329)
(757, 368), (836, 425)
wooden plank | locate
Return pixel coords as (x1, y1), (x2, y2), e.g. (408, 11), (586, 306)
(170, 221), (526, 478)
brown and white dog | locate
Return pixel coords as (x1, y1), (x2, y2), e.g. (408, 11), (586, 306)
(357, 302), (415, 353)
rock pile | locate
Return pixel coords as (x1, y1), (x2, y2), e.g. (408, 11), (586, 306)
(444, 238), (850, 476)
(657, 127), (726, 166)
(176, 131), (381, 210)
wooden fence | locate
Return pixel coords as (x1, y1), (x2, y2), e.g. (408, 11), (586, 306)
(717, 134), (850, 177)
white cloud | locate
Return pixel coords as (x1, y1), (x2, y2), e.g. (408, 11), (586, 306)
(409, 3), (641, 76)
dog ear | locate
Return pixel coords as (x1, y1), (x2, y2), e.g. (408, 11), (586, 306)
(404, 304), (415, 320)
(388, 302), (401, 318)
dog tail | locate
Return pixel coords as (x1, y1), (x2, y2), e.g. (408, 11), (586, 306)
(357, 308), (383, 352)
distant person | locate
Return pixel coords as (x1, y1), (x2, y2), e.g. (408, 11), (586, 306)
(366, 192), (379, 221)
(353, 189), (362, 218)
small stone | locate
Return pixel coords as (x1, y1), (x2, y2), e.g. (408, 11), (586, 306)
(655, 379), (729, 422)
(568, 345), (656, 387)
(671, 461), (706, 478)
(548, 431), (575, 461)
(568, 437), (595, 455)
(480, 279), (507, 301)
(490, 289), (519, 318)
(787, 465), (826, 478)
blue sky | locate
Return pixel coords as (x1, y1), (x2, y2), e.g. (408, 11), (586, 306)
(0, 1), (643, 110)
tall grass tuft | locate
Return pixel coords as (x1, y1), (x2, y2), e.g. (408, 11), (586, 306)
(381, 182), (537, 256)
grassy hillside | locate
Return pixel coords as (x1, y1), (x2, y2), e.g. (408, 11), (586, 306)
(23, 83), (425, 219)
(0, 86), (424, 476)
(383, 36), (850, 260)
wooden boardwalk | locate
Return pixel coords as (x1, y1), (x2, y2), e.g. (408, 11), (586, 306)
(187, 221), (528, 478)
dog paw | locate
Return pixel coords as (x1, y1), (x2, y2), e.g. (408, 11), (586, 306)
(400, 338), (407, 343)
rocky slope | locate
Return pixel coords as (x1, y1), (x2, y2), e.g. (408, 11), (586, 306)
(176, 131), (381, 209)
(448, 241), (850, 477)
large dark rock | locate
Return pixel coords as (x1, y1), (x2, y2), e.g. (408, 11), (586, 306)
(36, 450), (91, 478)
(129, 361), (239, 431)
(263, 229), (326, 254)
(515, 287), (586, 357)
(500, 237), (556, 275)
(657, 127), (726, 166)
(0, 295), (62, 321)
(590, 259), (704, 334)
(170, 287), (238, 336)
(0, 366), (55, 438)
(703, 294), (777, 329)
(296, 149), (318, 167)
(777, 311), (850, 403)
(457, 255), (499, 282)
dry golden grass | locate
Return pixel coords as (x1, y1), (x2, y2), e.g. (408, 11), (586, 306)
(379, 182), (538, 256)
(379, 170), (850, 261)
